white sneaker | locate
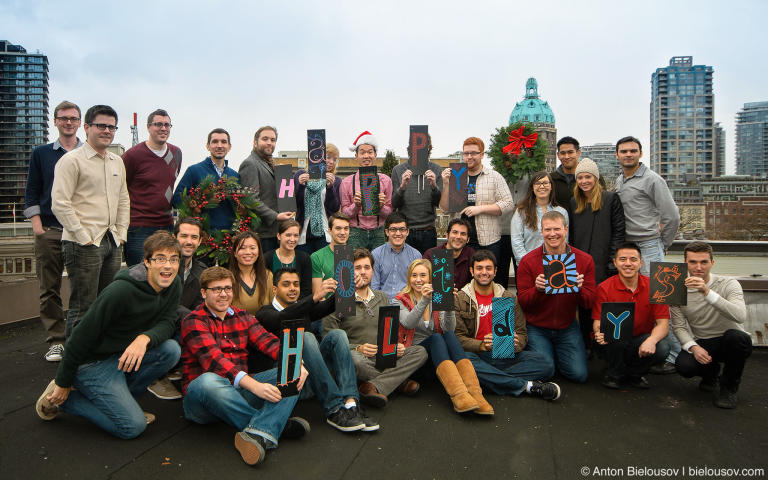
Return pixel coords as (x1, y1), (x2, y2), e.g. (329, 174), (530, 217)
(44, 344), (64, 362)
(147, 378), (182, 400)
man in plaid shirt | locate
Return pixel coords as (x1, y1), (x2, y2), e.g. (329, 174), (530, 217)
(181, 266), (309, 466)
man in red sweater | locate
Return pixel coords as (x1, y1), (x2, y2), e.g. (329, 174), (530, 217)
(122, 109), (183, 266)
(516, 211), (596, 383)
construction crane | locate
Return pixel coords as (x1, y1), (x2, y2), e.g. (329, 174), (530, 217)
(130, 112), (139, 146)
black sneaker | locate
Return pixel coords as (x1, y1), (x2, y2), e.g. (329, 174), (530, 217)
(281, 416), (311, 439)
(235, 431), (266, 465)
(649, 361), (676, 375)
(699, 376), (719, 393)
(713, 388), (738, 409)
(529, 381), (561, 401)
(327, 407), (364, 432)
(627, 375), (650, 389)
(353, 406), (380, 432)
(601, 375), (622, 390)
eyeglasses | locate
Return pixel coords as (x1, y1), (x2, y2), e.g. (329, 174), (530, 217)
(149, 256), (180, 265)
(56, 116), (81, 123)
(387, 227), (408, 234)
(462, 151), (482, 157)
(149, 122), (172, 128)
(89, 123), (118, 132)
(534, 180), (551, 187)
(206, 286), (234, 295)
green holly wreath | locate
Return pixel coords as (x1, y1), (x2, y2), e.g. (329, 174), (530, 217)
(488, 122), (547, 185)
(176, 175), (261, 265)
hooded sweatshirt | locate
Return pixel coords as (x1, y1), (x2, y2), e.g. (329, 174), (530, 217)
(55, 264), (181, 388)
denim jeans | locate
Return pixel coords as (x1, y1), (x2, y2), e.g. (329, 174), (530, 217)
(406, 227), (437, 255)
(183, 368), (299, 448)
(348, 226), (386, 252)
(59, 339), (180, 439)
(35, 227), (65, 344)
(525, 321), (588, 383)
(62, 234), (123, 337)
(301, 329), (359, 416)
(297, 235), (329, 256)
(598, 334), (670, 379)
(675, 329), (752, 392)
(465, 349), (555, 396)
(125, 225), (172, 266)
(419, 331), (466, 367)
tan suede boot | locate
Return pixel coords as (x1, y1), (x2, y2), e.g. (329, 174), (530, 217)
(436, 360), (479, 413)
(456, 358), (494, 415)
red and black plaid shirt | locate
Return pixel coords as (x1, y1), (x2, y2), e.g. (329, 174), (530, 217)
(181, 304), (279, 394)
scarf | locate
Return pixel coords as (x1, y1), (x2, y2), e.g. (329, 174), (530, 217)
(305, 179), (325, 237)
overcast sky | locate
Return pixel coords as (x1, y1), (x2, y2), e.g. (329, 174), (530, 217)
(3, 0), (766, 175)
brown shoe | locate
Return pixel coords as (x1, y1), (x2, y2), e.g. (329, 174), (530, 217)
(397, 379), (420, 396)
(455, 358), (494, 415)
(235, 431), (266, 465)
(358, 382), (388, 408)
(436, 360), (479, 413)
(36, 380), (59, 420)
(144, 412), (156, 425)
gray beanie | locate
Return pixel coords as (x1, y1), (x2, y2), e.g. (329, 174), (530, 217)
(574, 158), (600, 180)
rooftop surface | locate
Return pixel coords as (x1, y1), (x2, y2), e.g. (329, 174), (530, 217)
(2, 321), (766, 480)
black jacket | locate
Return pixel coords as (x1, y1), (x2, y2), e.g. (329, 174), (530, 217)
(263, 249), (313, 299)
(551, 168), (575, 216)
(569, 191), (625, 285)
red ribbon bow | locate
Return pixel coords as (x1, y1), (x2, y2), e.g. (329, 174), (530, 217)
(502, 126), (538, 155)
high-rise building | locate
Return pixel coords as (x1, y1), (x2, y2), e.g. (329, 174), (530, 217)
(735, 101), (768, 178)
(714, 122), (725, 177)
(0, 40), (49, 223)
(509, 78), (557, 172)
(650, 56), (715, 184)
(580, 142), (621, 186)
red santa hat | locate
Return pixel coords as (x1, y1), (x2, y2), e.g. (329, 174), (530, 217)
(349, 131), (378, 153)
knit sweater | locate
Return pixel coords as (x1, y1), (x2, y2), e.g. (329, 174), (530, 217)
(670, 274), (748, 351)
(55, 264), (181, 387)
(122, 142), (182, 227)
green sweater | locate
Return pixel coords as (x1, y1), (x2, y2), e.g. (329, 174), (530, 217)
(56, 264), (182, 388)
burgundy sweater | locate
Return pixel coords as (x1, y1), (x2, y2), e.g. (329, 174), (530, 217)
(122, 142), (182, 226)
(516, 245), (596, 330)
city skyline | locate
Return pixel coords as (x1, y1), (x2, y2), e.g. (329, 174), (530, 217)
(2, 0), (767, 176)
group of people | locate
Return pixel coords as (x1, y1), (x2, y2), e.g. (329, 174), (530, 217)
(26, 101), (753, 467)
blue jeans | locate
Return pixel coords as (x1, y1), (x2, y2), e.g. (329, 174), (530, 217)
(62, 234), (123, 337)
(466, 349), (554, 396)
(599, 334), (670, 379)
(406, 227), (437, 254)
(59, 339), (180, 439)
(348, 226), (386, 252)
(301, 329), (359, 416)
(420, 331), (466, 367)
(526, 321), (588, 383)
(126, 225), (172, 266)
(298, 235), (329, 255)
(183, 369), (299, 448)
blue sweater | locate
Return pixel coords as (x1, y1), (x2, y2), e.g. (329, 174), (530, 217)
(24, 140), (81, 228)
(173, 158), (239, 232)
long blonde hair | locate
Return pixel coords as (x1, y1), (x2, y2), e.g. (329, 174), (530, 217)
(573, 176), (604, 214)
(399, 259), (432, 298)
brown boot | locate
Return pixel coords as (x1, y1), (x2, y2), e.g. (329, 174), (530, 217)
(435, 360), (479, 413)
(455, 358), (494, 416)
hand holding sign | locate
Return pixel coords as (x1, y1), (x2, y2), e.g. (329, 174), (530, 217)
(334, 245), (355, 319)
(307, 129), (327, 180)
(599, 302), (635, 344)
(492, 297), (516, 359)
(431, 250), (454, 311)
(650, 262), (687, 305)
(409, 125), (429, 175)
(359, 166), (380, 216)
(375, 306), (400, 370)
(543, 253), (580, 294)
(448, 163), (468, 212)
(276, 319), (305, 397)
(276, 164), (297, 213)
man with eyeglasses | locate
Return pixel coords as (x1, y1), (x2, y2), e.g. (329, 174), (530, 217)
(439, 137), (513, 279)
(122, 109), (183, 266)
(36, 232), (183, 439)
(323, 248), (428, 408)
(371, 212), (422, 303)
(391, 134), (442, 253)
(52, 104), (129, 338)
(24, 100), (83, 362)
(181, 266), (310, 466)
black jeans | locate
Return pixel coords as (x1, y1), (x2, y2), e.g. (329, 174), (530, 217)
(675, 329), (752, 392)
(406, 227), (437, 255)
(599, 334), (670, 379)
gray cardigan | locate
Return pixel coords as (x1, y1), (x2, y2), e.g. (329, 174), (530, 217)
(394, 295), (456, 345)
(238, 151), (279, 238)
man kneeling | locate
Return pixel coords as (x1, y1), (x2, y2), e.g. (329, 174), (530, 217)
(35, 232), (182, 439)
(181, 267), (309, 466)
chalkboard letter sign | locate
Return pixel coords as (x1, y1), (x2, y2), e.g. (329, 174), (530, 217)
(448, 162), (468, 212)
(275, 164), (297, 212)
(543, 253), (580, 294)
(307, 129), (327, 180)
(649, 262), (687, 305)
(334, 244), (355, 319)
(409, 125), (429, 175)
(375, 306), (400, 370)
(359, 166), (380, 216)
(491, 297), (516, 359)
(600, 302), (635, 343)
(276, 319), (305, 396)
(431, 249), (454, 311)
